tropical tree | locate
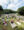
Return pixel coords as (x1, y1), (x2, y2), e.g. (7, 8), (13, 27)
(0, 5), (3, 11)
(0, 5), (3, 14)
(17, 6), (24, 16)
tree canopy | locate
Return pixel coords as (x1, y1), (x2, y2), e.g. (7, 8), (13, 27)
(17, 6), (24, 16)
(0, 5), (4, 14)
(0, 5), (16, 14)
(4, 9), (16, 14)
(0, 5), (3, 11)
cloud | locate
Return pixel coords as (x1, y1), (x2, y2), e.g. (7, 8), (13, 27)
(14, 0), (18, 4)
(7, 0), (24, 11)
(0, 0), (24, 11)
(7, 0), (19, 11)
(0, 0), (8, 9)
(22, 0), (24, 1)
(7, 4), (16, 11)
(0, 0), (7, 5)
(7, 3), (18, 11)
(7, 4), (15, 8)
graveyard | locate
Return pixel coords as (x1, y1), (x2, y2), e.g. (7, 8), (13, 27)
(0, 14), (24, 30)
(0, 0), (24, 30)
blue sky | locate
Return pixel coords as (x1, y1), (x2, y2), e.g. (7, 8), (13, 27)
(0, 0), (24, 11)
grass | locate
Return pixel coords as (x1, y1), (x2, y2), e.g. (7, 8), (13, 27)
(0, 22), (24, 30)
(0, 21), (12, 30)
(0, 20), (24, 30)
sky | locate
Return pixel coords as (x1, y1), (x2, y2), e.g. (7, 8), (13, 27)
(0, 0), (24, 11)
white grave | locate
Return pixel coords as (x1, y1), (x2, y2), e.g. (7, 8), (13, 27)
(16, 22), (21, 25)
(10, 23), (17, 28)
